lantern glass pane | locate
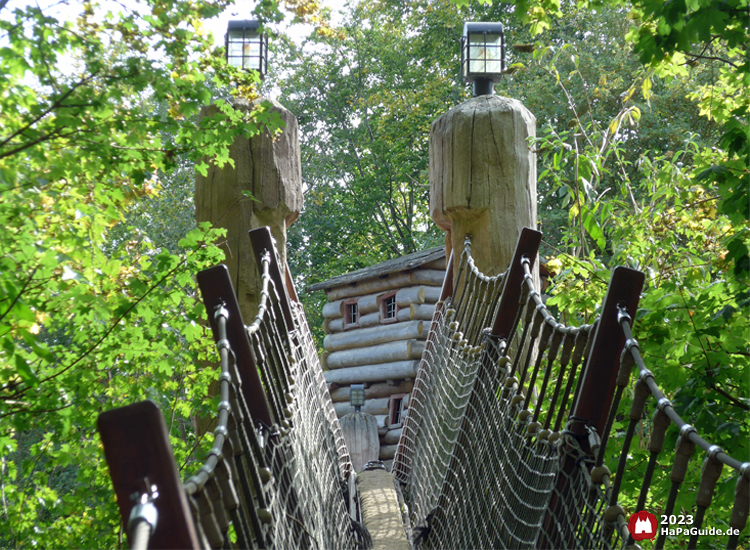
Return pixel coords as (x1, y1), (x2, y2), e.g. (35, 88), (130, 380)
(485, 32), (503, 46)
(244, 41), (260, 58)
(467, 31), (503, 74)
(350, 385), (365, 408)
(229, 42), (243, 57)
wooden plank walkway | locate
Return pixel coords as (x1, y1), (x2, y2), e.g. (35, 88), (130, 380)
(358, 470), (410, 550)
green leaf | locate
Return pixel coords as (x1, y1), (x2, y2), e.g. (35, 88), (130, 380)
(15, 355), (39, 387)
(582, 211), (606, 251)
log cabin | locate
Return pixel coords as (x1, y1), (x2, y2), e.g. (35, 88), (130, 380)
(307, 246), (446, 467)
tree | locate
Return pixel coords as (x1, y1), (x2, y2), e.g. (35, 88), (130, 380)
(277, 0), (467, 345)
(512, 0), (749, 270)
(0, 0), (290, 546)
(499, 0), (749, 544)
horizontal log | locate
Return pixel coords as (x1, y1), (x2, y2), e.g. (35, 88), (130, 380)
(360, 311), (381, 327)
(424, 286), (441, 303)
(397, 303), (436, 322)
(396, 285), (442, 307)
(375, 416), (388, 431)
(410, 269), (445, 287)
(326, 339), (425, 370)
(326, 273), (411, 301)
(423, 256), (447, 270)
(396, 286), (425, 306)
(358, 293), (380, 315)
(325, 270), (445, 301)
(324, 320), (427, 352)
(327, 304), (436, 334)
(323, 300), (344, 319)
(383, 428), (403, 446)
(379, 445), (398, 460)
(324, 361), (420, 385)
(325, 311), (380, 334)
(329, 381), (415, 403)
(323, 289), (399, 321)
(335, 397), (390, 417)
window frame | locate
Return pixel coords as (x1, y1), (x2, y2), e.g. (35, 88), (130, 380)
(388, 393), (407, 429)
(343, 299), (359, 329)
(378, 290), (399, 324)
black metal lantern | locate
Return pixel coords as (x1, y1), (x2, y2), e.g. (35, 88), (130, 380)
(225, 20), (268, 78)
(350, 384), (365, 413)
(461, 22), (505, 96)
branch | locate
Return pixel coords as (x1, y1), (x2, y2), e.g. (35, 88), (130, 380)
(7, 255), (192, 401)
(0, 400), (74, 421)
(0, 72), (99, 153)
(0, 268), (38, 325)
(710, 384), (750, 411)
(685, 53), (740, 68)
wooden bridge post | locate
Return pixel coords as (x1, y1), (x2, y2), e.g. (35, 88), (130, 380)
(569, 266), (645, 440)
(429, 95), (538, 278)
(195, 98), (302, 323)
(194, 99), (302, 435)
(538, 266), (644, 549)
(98, 401), (200, 549)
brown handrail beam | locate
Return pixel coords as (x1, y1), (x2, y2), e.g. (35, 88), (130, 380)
(98, 400), (200, 549)
(197, 264), (274, 428)
(490, 227), (542, 340)
(248, 226), (295, 329)
(569, 266), (645, 439)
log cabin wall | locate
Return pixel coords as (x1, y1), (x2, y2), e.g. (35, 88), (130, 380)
(307, 247), (447, 469)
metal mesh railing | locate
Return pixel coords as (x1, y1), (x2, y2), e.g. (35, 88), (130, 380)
(394, 229), (603, 549)
(392, 237), (506, 525)
(564, 306), (750, 550)
(183, 251), (357, 549)
(100, 226), (749, 550)
(393, 228), (748, 549)
(99, 227), (362, 550)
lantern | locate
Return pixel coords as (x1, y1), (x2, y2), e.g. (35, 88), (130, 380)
(461, 22), (505, 96)
(225, 20), (268, 78)
(350, 384), (365, 413)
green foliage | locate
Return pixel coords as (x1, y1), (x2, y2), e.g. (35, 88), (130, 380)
(278, 0), (466, 346)
(0, 0), (289, 546)
(517, 2), (749, 544)
(489, 0), (750, 271)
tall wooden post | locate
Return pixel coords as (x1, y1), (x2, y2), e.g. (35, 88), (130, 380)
(429, 95), (537, 277)
(195, 97), (302, 322)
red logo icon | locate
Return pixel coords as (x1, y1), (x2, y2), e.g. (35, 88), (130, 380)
(628, 511), (658, 541)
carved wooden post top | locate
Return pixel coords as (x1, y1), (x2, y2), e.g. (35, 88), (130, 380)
(429, 94), (537, 278)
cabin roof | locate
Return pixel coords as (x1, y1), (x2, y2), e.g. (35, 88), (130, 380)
(306, 246), (445, 293)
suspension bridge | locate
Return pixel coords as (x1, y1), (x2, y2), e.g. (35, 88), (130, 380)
(98, 225), (749, 550)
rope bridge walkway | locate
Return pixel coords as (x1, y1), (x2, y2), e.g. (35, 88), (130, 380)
(98, 227), (749, 549)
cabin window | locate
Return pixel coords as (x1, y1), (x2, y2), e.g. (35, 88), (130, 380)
(388, 393), (407, 428)
(379, 290), (398, 324)
(344, 300), (359, 328)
